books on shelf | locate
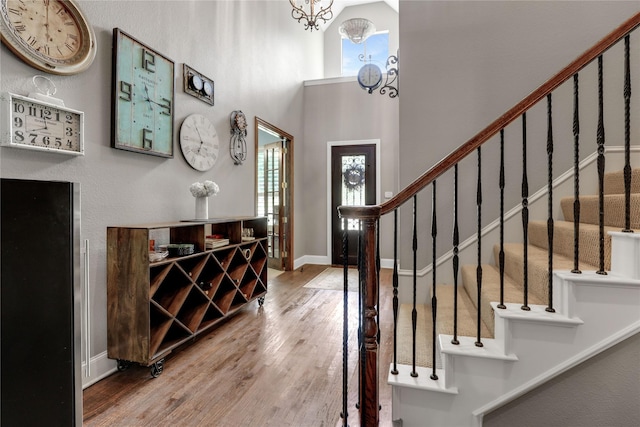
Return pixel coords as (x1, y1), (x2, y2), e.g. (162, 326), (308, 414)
(206, 236), (229, 249)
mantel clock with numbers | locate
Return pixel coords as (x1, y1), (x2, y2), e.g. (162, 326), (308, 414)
(111, 28), (174, 158)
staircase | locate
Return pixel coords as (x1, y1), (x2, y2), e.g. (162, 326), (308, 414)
(338, 12), (640, 427)
(389, 167), (640, 426)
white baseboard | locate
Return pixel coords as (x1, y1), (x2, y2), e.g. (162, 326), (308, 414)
(293, 255), (394, 271)
(294, 255), (330, 270)
(82, 351), (117, 389)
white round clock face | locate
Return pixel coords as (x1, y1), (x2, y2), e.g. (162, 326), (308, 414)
(190, 74), (203, 91)
(202, 80), (213, 96)
(357, 63), (382, 90)
(179, 114), (219, 171)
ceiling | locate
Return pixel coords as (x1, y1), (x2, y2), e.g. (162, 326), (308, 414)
(315, 0), (399, 30)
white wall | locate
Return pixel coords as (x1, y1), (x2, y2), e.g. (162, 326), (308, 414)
(0, 0), (323, 384)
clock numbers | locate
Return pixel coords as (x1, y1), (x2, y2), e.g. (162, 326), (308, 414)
(142, 128), (153, 149)
(119, 81), (132, 102)
(5, 94), (83, 155)
(142, 49), (155, 73)
(112, 29), (173, 157)
(160, 98), (171, 116)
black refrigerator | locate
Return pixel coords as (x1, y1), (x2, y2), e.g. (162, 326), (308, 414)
(1, 178), (82, 426)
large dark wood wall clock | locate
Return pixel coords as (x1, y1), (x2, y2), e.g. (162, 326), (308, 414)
(111, 28), (174, 157)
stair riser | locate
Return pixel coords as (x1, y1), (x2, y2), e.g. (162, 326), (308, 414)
(493, 245), (551, 301)
(528, 221), (612, 270)
(610, 231), (640, 280)
(560, 194), (640, 229)
(604, 168), (640, 194)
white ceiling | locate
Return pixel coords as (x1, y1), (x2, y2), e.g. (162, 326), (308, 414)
(318, 0), (399, 30)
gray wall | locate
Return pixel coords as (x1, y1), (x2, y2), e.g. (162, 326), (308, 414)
(484, 333), (640, 427)
(0, 0), (323, 383)
(398, 0), (640, 269)
(301, 79), (399, 261)
(397, 0), (640, 423)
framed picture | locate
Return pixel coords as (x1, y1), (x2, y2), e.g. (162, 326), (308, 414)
(111, 28), (175, 157)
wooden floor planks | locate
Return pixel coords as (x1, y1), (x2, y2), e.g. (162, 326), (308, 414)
(84, 264), (394, 426)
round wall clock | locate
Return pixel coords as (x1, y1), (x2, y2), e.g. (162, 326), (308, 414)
(179, 114), (219, 171)
(357, 63), (382, 93)
(0, 0), (96, 75)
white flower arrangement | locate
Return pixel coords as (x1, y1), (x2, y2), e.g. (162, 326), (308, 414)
(190, 180), (220, 198)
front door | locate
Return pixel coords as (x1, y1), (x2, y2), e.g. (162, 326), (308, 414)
(331, 144), (376, 265)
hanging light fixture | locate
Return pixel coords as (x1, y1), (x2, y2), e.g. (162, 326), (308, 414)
(289, 0), (334, 31)
(339, 18), (376, 44)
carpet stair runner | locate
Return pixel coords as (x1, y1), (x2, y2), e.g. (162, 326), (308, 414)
(396, 168), (640, 368)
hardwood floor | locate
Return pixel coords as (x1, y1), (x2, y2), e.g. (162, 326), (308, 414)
(84, 264), (394, 426)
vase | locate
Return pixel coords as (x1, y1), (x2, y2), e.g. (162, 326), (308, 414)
(195, 196), (209, 220)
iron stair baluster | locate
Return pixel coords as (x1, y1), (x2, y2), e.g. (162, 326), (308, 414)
(521, 113), (531, 311)
(411, 195), (418, 377)
(597, 55), (608, 275)
(572, 73), (582, 274)
(498, 130), (506, 310)
(476, 147), (484, 347)
(391, 209), (399, 375)
(391, 209), (398, 375)
(546, 94), (556, 313)
(431, 181), (439, 379)
(340, 219), (349, 425)
(623, 35), (633, 233)
(452, 164), (461, 343)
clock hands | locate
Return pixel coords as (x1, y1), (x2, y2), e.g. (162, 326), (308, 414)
(143, 85), (153, 111)
(193, 125), (205, 154)
(29, 118), (49, 132)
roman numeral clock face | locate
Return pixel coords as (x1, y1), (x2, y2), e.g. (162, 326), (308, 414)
(179, 114), (219, 171)
(0, 0), (96, 75)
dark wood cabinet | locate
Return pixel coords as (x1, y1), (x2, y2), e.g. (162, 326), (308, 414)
(107, 217), (267, 376)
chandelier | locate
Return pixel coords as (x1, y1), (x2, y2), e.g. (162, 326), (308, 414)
(289, 0), (334, 31)
(339, 18), (376, 44)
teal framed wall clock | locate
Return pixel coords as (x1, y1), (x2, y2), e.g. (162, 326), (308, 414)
(111, 28), (174, 157)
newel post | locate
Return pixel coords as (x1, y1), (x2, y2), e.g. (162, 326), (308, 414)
(338, 204), (381, 426)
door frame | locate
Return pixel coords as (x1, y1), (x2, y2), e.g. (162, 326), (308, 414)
(326, 139), (381, 264)
(255, 117), (294, 271)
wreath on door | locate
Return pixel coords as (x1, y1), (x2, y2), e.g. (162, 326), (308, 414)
(343, 160), (366, 191)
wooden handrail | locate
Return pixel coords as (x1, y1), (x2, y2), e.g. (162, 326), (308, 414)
(366, 11), (640, 217)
